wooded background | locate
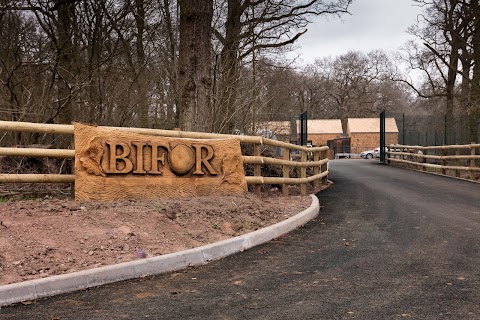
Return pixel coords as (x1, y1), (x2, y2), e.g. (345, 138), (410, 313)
(0, 0), (479, 146)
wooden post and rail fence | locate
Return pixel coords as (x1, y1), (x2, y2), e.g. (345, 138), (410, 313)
(386, 143), (480, 181)
(0, 121), (329, 197)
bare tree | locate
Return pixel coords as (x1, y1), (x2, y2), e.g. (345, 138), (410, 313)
(403, 0), (479, 143)
(312, 50), (396, 132)
(211, 0), (352, 133)
(0, 7), (60, 144)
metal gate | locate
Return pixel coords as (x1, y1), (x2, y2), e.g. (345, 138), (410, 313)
(380, 110), (386, 164)
(300, 111), (307, 146)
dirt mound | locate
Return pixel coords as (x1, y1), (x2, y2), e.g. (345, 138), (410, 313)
(0, 194), (311, 285)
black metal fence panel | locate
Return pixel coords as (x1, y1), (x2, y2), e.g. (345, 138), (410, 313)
(389, 112), (479, 146)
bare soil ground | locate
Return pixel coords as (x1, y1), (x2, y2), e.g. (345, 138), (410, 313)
(0, 184), (315, 285)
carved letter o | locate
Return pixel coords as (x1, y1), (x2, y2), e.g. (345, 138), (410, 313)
(168, 144), (195, 175)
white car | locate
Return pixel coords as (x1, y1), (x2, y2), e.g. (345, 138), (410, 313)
(360, 147), (385, 159)
(360, 149), (376, 159)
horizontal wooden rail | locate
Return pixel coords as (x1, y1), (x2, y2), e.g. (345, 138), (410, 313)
(0, 147), (75, 158)
(390, 143), (480, 150)
(0, 174), (75, 183)
(0, 120), (330, 196)
(245, 170), (329, 185)
(242, 156), (329, 167)
(0, 120), (329, 153)
(387, 157), (480, 172)
(388, 151), (480, 161)
(387, 143), (479, 181)
(0, 120), (73, 135)
(105, 126), (328, 152)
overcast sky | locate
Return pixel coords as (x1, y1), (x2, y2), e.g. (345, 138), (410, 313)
(288, 0), (424, 64)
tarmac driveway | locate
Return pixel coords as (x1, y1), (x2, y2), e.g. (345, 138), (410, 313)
(2, 160), (480, 319)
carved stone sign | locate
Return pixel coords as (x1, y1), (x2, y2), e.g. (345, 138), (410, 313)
(74, 123), (247, 201)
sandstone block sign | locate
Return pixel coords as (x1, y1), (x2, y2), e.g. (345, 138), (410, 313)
(74, 123), (247, 201)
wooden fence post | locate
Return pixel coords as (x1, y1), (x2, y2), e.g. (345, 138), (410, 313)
(313, 150), (320, 189)
(422, 149), (427, 171)
(254, 144), (262, 196)
(300, 150), (307, 196)
(441, 148), (447, 175)
(321, 149), (328, 185)
(70, 136), (75, 198)
(455, 148), (460, 177)
(282, 147), (290, 197)
(411, 147), (417, 168)
(470, 143), (476, 180)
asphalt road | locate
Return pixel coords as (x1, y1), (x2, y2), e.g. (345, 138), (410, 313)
(2, 160), (479, 320)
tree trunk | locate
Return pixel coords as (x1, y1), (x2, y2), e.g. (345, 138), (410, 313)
(177, 0), (213, 132)
(163, 0), (178, 129)
(213, 0), (242, 133)
(445, 42), (459, 145)
(470, 2), (480, 143)
(459, 56), (471, 144)
(134, 0), (149, 128)
(86, 0), (104, 124)
(54, 0), (76, 125)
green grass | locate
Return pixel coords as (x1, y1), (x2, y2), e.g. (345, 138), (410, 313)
(0, 196), (10, 203)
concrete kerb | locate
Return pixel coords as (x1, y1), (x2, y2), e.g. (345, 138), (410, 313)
(0, 194), (320, 307)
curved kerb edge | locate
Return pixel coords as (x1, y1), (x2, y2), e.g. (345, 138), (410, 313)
(0, 195), (319, 307)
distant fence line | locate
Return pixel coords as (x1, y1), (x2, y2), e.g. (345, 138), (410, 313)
(0, 121), (329, 197)
(386, 143), (480, 181)
(390, 113), (480, 146)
